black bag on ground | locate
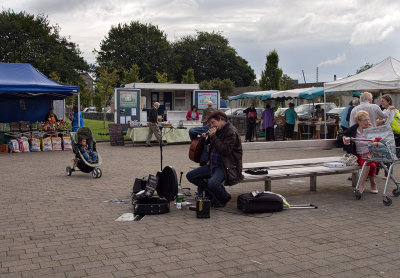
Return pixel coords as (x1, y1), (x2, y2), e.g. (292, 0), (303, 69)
(237, 192), (283, 213)
(132, 166), (178, 215)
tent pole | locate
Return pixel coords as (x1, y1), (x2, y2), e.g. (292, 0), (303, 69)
(323, 90), (327, 140)
(78, 92), (81, 128)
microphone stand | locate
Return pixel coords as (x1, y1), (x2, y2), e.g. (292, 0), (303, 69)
(159, 125), (163, 171)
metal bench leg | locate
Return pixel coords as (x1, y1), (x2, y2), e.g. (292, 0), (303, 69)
(310, 175), (317, 191)
(265, 179), (271, 191)
(352, 172), (358, 187)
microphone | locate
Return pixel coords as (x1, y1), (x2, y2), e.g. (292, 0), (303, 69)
(205, 127), (216, 135)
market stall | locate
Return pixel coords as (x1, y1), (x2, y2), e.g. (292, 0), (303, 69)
(126, 121), (202, 146)
(0, 63), (79, 153)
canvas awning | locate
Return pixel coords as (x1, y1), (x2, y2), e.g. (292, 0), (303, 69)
(0, 62), (79, 99)
(324, 57), (400, 93)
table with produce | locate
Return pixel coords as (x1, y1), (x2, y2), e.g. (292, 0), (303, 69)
(0, 120), (73, 153)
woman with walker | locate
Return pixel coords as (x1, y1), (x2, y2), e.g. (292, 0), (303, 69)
(342, 110), (379, 195)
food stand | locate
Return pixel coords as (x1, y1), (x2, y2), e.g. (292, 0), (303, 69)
(116, 83), (220, 144)
(0, 63), (79, 153)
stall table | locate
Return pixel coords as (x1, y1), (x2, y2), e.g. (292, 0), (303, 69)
(297, 121), (338, 140)
(127, 125), (202, 146)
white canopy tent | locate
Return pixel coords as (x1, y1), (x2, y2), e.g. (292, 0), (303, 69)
(323, 56), (400, 138)
(324, 56), (400, 93)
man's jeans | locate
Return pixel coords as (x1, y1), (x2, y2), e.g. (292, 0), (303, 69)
(186, 165), (230, 202)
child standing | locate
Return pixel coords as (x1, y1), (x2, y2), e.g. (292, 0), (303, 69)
(78, 136), (98, 163)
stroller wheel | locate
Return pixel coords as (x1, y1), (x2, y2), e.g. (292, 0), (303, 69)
(383, 196), (392, 206)
(392, 188), (400, 197)
(66, 166), (72, 176)
(92, 169), (98, 179)
(95, 168), (102, 178)
(354, 190), (362, 200)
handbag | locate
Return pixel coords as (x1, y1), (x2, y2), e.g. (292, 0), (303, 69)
(340, 153), (358, 166)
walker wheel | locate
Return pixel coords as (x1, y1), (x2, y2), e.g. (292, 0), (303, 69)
(383, 196), (392, 206)
(354, 190), (362, 200)
(392, 189), (400, 197)
(66, 166), (72, 176)
(96, 168), (102, 179)
(92, 169), (98, 178)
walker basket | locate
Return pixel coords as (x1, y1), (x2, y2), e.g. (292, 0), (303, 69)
(367, 141), (397, 163)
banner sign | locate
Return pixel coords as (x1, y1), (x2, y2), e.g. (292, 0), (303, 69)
(120, 91), (138, 108)
(194, 90), (219, 109)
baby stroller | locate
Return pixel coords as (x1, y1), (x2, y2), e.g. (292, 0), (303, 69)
(66, 127), (102, 178)
(353, 138), (400, 206)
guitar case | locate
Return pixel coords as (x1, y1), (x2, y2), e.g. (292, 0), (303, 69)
(132, 166), (178, 215)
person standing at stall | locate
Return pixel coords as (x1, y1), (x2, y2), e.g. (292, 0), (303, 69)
(68, 106), (84, 132)
(349, 92), (386, 127)
(341, 100), (354, 131)
(261, 104), (275, 141)
(146, 102), (162, 147)
(285, 103), (298, 140)
(243, 104), (257, 142)
(186, 105), (199, 121)
(45, 108), (58, 122)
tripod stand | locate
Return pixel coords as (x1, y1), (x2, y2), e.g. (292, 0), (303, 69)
(158, 126), (174, 171)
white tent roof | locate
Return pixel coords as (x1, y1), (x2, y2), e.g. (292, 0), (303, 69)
(324, 57), (400, 93)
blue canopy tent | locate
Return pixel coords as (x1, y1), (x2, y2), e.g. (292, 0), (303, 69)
(0, 63), (79, 123)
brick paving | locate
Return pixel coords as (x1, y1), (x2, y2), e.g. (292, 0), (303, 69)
(1, 141), (400, 277)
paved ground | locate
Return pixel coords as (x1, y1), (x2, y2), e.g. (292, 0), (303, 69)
(2, 141), (400, 278)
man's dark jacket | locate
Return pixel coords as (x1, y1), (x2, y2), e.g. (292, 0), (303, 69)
(148, 107), (158, 123)
(208, 121), (243, 185)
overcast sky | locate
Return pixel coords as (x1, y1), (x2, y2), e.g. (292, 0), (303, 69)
(3, 0), (400, 83)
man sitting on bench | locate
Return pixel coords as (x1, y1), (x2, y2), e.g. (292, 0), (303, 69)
(186, 111), (243, 207)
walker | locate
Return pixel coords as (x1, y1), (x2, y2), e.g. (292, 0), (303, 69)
(352, 137), (400, 206)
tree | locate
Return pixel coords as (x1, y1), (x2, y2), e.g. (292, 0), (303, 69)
(181, 68), (196, 84)
(356, 63), (374, 74)
(260, 50), (282, 90)
(199, 78), (235, 99)
(172, 31), (256, 86)
(156, 72), (173, 83)
(0, 10), (89, 85)
(280, 74), (295, 90)
(95, 64), (119, 128)
(95, 21), (171, 83)
(122, 64), (144, 85)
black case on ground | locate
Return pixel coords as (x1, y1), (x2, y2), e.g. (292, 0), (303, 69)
(132, 166), (178, 215)
(237, 192), (283, 213)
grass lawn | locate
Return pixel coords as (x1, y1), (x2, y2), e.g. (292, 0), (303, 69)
(67, 119), (131, 141)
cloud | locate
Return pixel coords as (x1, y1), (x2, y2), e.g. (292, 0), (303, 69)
(318, 53), (347, 67)
(350, 11), (400, 45)
(2, 0), (400, 81)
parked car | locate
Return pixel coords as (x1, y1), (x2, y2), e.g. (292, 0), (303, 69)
(274, 107), (288, 117)
(83, 106), (97, 113)
(235, 107), (264, 117)
(295, 103), (337, 120)
(224, 108), (244, 115)
(326, 107), (346, 120)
